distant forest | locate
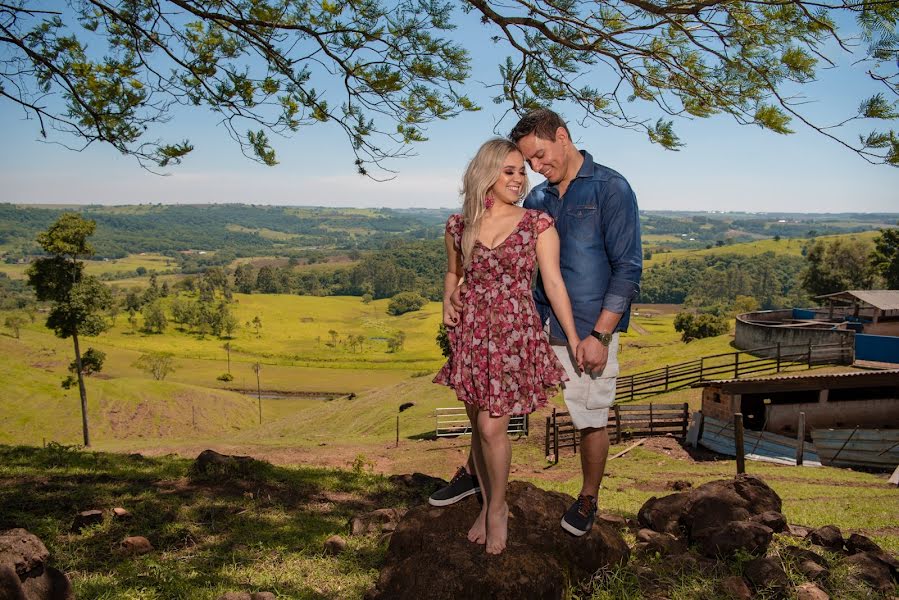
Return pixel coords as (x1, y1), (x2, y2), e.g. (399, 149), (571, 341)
(1, 204), (895, 308)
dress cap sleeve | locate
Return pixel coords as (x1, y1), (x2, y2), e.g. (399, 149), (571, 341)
(533, 211), (555, 236)
(445, 214), (464, 248)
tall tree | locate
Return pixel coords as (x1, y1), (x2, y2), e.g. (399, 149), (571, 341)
(1, 1), (896, 172)
(26, 213), (113, 447)
(871, 228), (899, 288)
(801, 237), (875, 297)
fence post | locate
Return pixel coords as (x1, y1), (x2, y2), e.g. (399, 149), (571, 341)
(699, 357), (704, 382)
(649, 403), (655, 435)
(807, 340), (813, 368)
(682, 402), (689, 438)
(664, 366), (669, 391)
(734, 352), (740, 378)
(734, 412), (746, 474)
(545, 416), (551, 457)
(776, 342), (781, 373)
(796, 412), (806, 466)
(630, 376), (635, 401)
(552, 408), (559, 464)
(614, 405), (622, 444)
(396, 415), (400, 448)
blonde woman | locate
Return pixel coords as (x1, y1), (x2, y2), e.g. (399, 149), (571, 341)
(434, 138), (581, 554)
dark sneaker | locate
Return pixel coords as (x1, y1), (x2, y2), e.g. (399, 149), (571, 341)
(428, 466), (480, 506)
(561, 494), (597, 536)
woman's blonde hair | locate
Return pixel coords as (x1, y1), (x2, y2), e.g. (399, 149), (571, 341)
(459, 138), (528, 268)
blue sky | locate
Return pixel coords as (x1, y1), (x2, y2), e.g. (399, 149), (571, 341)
(1, 6), (897, 213)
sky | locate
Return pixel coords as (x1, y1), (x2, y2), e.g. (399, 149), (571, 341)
(1, 6), (897, 214)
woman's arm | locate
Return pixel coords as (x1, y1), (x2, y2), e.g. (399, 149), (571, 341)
(443, 228), (464, 326)
(535, 225), (580, 351)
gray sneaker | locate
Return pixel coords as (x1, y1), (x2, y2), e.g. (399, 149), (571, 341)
(428, 466), (480, 506)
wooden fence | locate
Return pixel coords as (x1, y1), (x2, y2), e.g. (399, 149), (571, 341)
(615, 341), (852, 402)
(545, 403), (690, 462)
(435, 407), (528, 438)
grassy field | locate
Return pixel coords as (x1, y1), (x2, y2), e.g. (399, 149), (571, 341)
(0, 252), (177, 280)
(643, 230), (881, 268)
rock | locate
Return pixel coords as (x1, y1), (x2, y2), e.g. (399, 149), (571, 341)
(668, 480), (692, 491)
(191, 449), (262, 479)
(781, 546), (831, 582)
(787, 524), (811, 538)
(112, 507), (131, 520)
(680, 475), (781, 542)
(796, 582), (830, 600)
(782, 545), (829, 568)
(350, 508), (408, 536)
(750, 510), (787, 533)
(807, 525), (843, 551)
(718, 575), (752, 600)
(843, 552), (894, 593)
(71, 509), (103, 532)
(845, 532), (881, 554)
(637, 492), (691, 535)
(634, 529), (685, 557)
(698, 521), (773, 558)
(120, 536), (153, 555)
(743, 556), (791, 598)
(0, 528), (74, 600)
(597, 513), (628, 530)
(323, 535), (347, 556)
(368, 481), (629, 600)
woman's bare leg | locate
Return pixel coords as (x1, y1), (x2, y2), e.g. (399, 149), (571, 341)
(465, 404), (488, 544)
(477, 410), (512, 554)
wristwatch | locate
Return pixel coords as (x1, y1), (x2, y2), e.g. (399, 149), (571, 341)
(590, 330), (613, 346)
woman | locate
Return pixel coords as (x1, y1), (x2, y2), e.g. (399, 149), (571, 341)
(434, 138), (581, 554)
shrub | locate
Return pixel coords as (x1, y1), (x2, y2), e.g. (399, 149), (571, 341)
(387, 291), (427, 316)
(673, 312), (729, 342)
(217, 373), (234, 382)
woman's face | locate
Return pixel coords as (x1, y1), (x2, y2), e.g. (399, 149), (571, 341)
(489, 150), (526, 206)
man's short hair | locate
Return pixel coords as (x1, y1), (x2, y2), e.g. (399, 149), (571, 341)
(509, 108), (571, 142)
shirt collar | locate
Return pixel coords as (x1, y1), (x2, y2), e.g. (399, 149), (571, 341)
(545, 150), (594, 198)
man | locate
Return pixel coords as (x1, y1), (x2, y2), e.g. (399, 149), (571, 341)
(430, 108), (642, 537)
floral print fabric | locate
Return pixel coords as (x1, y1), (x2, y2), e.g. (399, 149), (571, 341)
(434, 209), (568, 416)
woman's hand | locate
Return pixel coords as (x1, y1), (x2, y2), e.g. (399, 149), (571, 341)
(443, 302), (460, 327)
(568, 337), (584, 372)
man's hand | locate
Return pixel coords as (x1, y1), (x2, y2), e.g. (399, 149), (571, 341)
(450, 284), (465, 313)
(576, 335), (609, 376)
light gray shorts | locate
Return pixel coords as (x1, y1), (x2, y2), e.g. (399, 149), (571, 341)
(551, 333), (620, 430)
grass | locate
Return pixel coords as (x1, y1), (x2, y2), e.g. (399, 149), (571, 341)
(0, 253), (176, 280)
(2, 442), (894, 600)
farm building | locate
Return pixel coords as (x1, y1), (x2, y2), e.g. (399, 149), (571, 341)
(735, 289), (899, 365)
(694, 369), (899, 470)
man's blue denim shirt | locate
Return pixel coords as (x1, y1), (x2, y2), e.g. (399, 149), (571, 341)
(524, 151), (642, 340)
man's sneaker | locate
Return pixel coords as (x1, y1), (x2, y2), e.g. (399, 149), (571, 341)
(561, 494), (597, 536)
(428, 466), (480, 506)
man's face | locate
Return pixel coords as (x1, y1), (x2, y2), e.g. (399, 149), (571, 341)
(515, 128), (569, 185)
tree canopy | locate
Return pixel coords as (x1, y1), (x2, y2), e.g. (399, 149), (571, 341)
(2, 0), (897, 174)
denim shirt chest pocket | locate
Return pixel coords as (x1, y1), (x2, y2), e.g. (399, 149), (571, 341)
(564, 201), (598, 242)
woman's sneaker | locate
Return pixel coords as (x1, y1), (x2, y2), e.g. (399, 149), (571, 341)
(561, 494), (597, 536)
(428, 466), (480, 506)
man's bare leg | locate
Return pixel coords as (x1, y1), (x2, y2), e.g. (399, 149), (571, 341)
(578, 426), (610, 498)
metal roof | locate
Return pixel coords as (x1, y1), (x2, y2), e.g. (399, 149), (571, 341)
(694, 369), (899, 393)
(814, 290), (899, 312)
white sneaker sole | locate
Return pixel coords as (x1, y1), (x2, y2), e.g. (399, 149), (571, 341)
(427, 486), (480, 507)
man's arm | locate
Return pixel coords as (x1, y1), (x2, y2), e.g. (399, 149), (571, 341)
(577, 176), (642, 373)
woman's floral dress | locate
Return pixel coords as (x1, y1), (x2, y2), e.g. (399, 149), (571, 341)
(434, 209), (568, 416)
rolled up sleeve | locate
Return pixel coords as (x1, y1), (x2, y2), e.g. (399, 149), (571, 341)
(600, 177), (642, 314)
